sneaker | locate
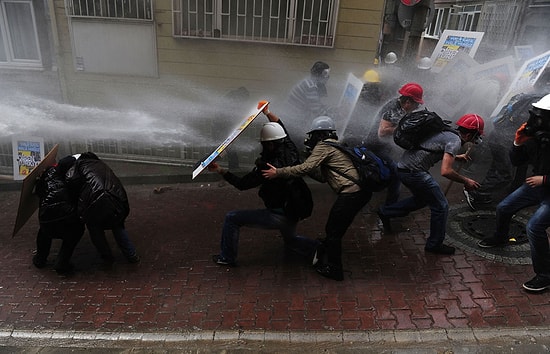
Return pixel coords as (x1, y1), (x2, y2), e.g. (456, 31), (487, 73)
(463, 189), (476, 211)
(212, 255), (236, 267)
(377, 209), (392, 233)
(315, 264), (344, 281)
(523, 275), (550, 292)
(425, 244), (455, 255)
(477, 237), (507, 248)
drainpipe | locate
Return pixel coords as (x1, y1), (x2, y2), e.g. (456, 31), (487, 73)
(47, 0), (69, 104)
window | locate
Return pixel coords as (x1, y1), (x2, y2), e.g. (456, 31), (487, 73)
(424, 7), (452, 38)
(66, 0), (153, 20)
(0, 0), (41, 67)
(424, 4), (482, 39)
(172, 0), (338, 47)
(478, 1), (521, 49)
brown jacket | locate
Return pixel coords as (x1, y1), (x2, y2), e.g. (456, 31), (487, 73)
(276, 139), (361, 194)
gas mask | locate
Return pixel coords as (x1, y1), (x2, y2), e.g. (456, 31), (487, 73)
(472, 132), (482, 145)
(524, 109), (550, 137)
(304, 133), (321, 152)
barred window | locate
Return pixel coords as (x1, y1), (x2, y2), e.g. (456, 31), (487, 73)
(172, 0), (338, 48)
(66, 0), (153, 20)
(478, 1), (521, 49)
(425, 5), (482, 39)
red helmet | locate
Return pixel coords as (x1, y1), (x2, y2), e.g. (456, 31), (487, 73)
(456, 114), (484, 135)
(401, 0), (422, 5)
(398, 82), (424, 104)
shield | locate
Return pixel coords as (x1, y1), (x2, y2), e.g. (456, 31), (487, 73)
(12, 144), (59, 237)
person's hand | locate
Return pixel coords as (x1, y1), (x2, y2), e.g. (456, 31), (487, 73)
(514, 123), (531, 146)
(257, 100), (270, 114)
(261, 163), (277, 179)
(455, 153), (471, 162)
(526, 175), (544, 188)
(463, 177), (480, 191)
(207, 161), (221, 173)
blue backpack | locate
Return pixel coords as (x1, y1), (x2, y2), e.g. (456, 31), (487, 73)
(325, 142), (393, 192)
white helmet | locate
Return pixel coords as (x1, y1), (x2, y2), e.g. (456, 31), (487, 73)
(307, 116), (336, 133)
(385, 52), (398, 64)
(417, 56), (432, 70)
(532, 94), (550, 111)
(260, 122), (287, 142)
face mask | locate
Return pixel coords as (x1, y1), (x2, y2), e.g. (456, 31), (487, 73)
(304, 133), (320, 151)
(473, 135), (482, 145)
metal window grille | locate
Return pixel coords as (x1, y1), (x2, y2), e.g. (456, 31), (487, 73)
(425, 7), (452, 38)
(172, 0), (338, 47)
(65, 0), (153, 20)
(478, 1), (520, 49)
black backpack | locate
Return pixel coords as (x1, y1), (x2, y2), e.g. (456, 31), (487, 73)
(325, 142), (393, 192)
(283, 177), (313, 221)
(393, 109), (456, 151)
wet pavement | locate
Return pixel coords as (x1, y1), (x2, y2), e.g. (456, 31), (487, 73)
(0, 161), (550, 352)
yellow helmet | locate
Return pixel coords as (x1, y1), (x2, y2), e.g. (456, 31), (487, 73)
(362, 69), (380, 83)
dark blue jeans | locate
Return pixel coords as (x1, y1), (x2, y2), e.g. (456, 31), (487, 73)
(219, 209), (317, 263)
(380, 170), (448, 249)
(495, 184), (550, 278)
(87, 223), (137, 260)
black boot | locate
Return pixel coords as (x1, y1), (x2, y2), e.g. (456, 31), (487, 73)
(316, 264), (344, 281)
(315, 238), (344, 281)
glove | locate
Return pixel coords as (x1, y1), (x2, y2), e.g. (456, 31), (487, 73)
(514, 122), (531, 146)
(257, 100), (269, 114)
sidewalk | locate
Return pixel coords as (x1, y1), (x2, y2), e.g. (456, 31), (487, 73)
(0, 161), (549, 352)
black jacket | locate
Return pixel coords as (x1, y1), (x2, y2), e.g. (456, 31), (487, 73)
(510, 136), (550, 178)
(223, 121), (301, 210)
(35, 166), (79, 224)
(66, 153), (129, 225)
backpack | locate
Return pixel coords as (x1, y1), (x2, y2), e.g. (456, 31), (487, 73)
(493, 93), (546, 128)
(325, 142), (393, 192)
(393, 109), (456, 150)
(283, 177), (313, 221)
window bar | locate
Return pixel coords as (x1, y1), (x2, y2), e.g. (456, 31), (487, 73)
(237, 0), (245, 40)
(321, 0), (331, 45)
(287, 0), (295, 43)
(303, 0), (313, 44)
(270, 0), (280, 43)
(297, 0), (305, 43)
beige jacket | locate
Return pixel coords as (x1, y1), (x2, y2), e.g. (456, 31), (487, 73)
(276, 139), (361, 194)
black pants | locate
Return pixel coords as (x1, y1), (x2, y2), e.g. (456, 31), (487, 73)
(36, 220), (84, 269)
(324, 189), (372, 268)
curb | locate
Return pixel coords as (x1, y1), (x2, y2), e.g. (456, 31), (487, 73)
(2, 327), (550, 349)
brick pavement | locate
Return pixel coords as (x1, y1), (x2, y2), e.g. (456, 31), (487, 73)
(0, 171), (550, 351)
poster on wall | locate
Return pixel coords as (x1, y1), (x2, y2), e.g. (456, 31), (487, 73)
(429, 30), (484, 74)
(12, 137), (45, 181)
(337, 73), (364, 137)
(490, 49), (550, 117)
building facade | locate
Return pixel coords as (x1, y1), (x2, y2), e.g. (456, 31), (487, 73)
(0, 0), (549, 175)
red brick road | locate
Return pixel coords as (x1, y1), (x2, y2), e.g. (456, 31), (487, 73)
(0, 178), (548, 334)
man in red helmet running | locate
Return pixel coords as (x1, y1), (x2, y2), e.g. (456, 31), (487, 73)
(365, 82), (425, 205)
(377, 114), (485, 255)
